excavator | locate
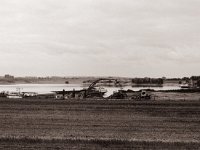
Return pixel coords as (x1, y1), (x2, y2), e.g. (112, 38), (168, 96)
(84, 78), (123, 98)
(54, 78), (123, 99)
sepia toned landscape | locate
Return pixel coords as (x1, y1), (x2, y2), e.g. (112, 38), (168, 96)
(0, 75), (200, 149)
(1, 0), (200, 149)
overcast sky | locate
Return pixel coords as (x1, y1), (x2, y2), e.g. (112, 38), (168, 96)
(0, 0), (200, 77)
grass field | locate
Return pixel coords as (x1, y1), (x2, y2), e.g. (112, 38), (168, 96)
(0, 98), (200, 149)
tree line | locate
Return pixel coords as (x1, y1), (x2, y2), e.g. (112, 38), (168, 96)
(132, 78), (164, 84)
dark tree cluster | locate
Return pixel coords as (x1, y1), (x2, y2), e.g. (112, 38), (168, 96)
(189, 76), (200, 87)
(190, 76), (200, 80)
(197, 80), (200, 87)
(132, 78), (163, 84)
(167, 78), (181, 81)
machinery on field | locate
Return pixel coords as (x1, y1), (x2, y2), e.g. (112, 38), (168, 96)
(54, 78), (152, 100)
(84, 78), (122, 98)
(109, 89), (152, 100)
(54, 78), (122, 99)
(132, 90), (151, 100)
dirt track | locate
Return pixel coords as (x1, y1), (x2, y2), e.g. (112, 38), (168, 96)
(0, 98), (200, 149)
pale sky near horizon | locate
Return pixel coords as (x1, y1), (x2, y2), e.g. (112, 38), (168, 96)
(0, 0), (200, 78)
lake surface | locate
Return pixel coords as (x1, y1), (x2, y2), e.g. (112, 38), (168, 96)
(0, 84), (181, 97)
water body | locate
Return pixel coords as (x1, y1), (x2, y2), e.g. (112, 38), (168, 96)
(0, 84), (181, 96)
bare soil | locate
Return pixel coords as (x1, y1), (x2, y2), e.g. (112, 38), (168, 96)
(0, 98), (199, 149)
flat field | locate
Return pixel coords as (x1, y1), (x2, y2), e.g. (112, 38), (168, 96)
(0, 98), (200, 149)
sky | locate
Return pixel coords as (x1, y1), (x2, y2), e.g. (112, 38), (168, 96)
(0, 0), (200, 78)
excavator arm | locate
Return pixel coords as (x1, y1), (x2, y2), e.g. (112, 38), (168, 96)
(85, 78), (122, 98)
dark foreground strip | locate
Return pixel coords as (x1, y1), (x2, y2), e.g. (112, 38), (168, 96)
(0, 137), (199, 150)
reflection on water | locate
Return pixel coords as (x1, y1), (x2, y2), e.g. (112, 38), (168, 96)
(0, 84), (181, 96)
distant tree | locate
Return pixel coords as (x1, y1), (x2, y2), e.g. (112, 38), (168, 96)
(182, 77), (190, 81)
(182, 77), (190, 83)
(158, 78), (164, 84)
(197, 80), (200, 87)
(191, 76), (200, 80)
(132, 78), (163, 84)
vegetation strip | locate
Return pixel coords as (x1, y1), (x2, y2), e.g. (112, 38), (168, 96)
(0, 137), (199, 145)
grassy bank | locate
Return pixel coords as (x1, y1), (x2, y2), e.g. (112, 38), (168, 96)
(0, 137), (200, 150)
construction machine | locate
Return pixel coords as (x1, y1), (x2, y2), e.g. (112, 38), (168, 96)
(84, 78), (122, 98)
(54, 78), (122, 99)
(109, 89), (152, 100)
